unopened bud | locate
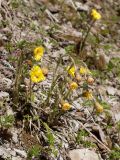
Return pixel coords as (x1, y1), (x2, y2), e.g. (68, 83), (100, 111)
(87, 77), (94, 85)
(41, 67), (48, 76)
(94, 101), (103, 113)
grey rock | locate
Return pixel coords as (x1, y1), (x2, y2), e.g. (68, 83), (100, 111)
(69, 149), (102, 160)
(11, 129), (19, 143)
(75, 2), (89, 11)
(107, 86), (117, 95)
(0, 146), (11, 159)
(11, 151), (16, 157)
(6, 106), (14, 116)
(14, 149), (27, 158)
(12, 156), (22, 160)
(116, 89), (120, 96)
(7, 148), (16, 157)
(2, 60), (15, 71)
(0, 91), (9, 100)
(111, 103), (120, 122)
(58, 156), (64, 160)
(62, 56), (69, 63)
(1, 77), (12, 89)
(0, 33), (8, 41)
(51, 51), (59, 59)
(70, 119), (80, 131)
(2, 143), (10, 148)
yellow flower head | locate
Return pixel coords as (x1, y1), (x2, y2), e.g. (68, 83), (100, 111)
(94, 101), (103, 113)
(91, 9), (101, 20)
(34, 46), (44, 61)
(67, 66), (76, 77)
(30, 65), (45, 83)
(80, 66), (91, 75)
(83, 91), (93, 100)
(69, 82), (78, 90)
(62, 102), (71, 111)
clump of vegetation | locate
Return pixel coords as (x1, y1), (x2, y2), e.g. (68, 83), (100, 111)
(27, 145), (41, 159)
(0, 1), (119, 160)
(1, 3), (118, 159)
(8, 9), (106, 155)
(76, 129), (96, 148)
(0, 115), (14, 128)
(109, 147), (120, 160)
(8, 37), (106, 158)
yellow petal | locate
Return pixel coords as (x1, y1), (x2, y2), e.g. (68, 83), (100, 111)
(30, 65), (46, 83)
(62, 102), (71, 111)
(69, 82), (78, 90)
(67, 66), (76, 77)
(83, 91), (93, 100)
(91, 9), (101, 20)
(33, 46), (44, 61)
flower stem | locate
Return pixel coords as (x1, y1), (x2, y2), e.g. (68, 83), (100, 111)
(13, 52), (23, 106)
(79, 20), (95, 53)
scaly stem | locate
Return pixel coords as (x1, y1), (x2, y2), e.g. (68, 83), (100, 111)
(29, 78), (32, 101)
(13, 52), (23, 106)
(44, 57), (61, 107)
(64, 90), (71, 100)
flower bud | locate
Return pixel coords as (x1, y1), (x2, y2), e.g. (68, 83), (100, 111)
(62, 102), (71, 111)
(41, 67), (48, 76)
(87, 77), (94, 85)
(69, 82), (78, 90)
(83, 91), (93, 100)
(94, 101), (103, 113)
(67, 66), (76, 77)
(91, 9), (101, 20)
(76, 74), (82, 82)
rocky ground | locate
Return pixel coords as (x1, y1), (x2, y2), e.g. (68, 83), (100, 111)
(0, 0), (120, 160)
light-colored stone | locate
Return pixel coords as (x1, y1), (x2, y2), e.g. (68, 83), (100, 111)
(69, 149), (102, 160)
(3, 77), (12, 87)
(12, 133), (18, 143)
(111, 103), (120, 122)
(14, 149), (27, 158)
(75, 2), (89, 11)
(10, 150), (16, 157)
(0, 91), (9, 100)
(12, 156), (22, 160)
(0, 146), (11, 159)
(10, 128), (19, 143)
(107, 86), (117, 95)
(6, 106), (14, 115)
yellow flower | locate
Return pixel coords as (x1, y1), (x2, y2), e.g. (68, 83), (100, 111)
(91, 9), (101, 20)
(62, 102), (71, 111)
(67, 66), (76, 77)
(69, 82), (78, 90)
(34, 46), (44, 61)
(94, 101), (103, 113)
(83, 91), (93, 100)
(80, 66), (91, 75)
(30, 65), (45, 83)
